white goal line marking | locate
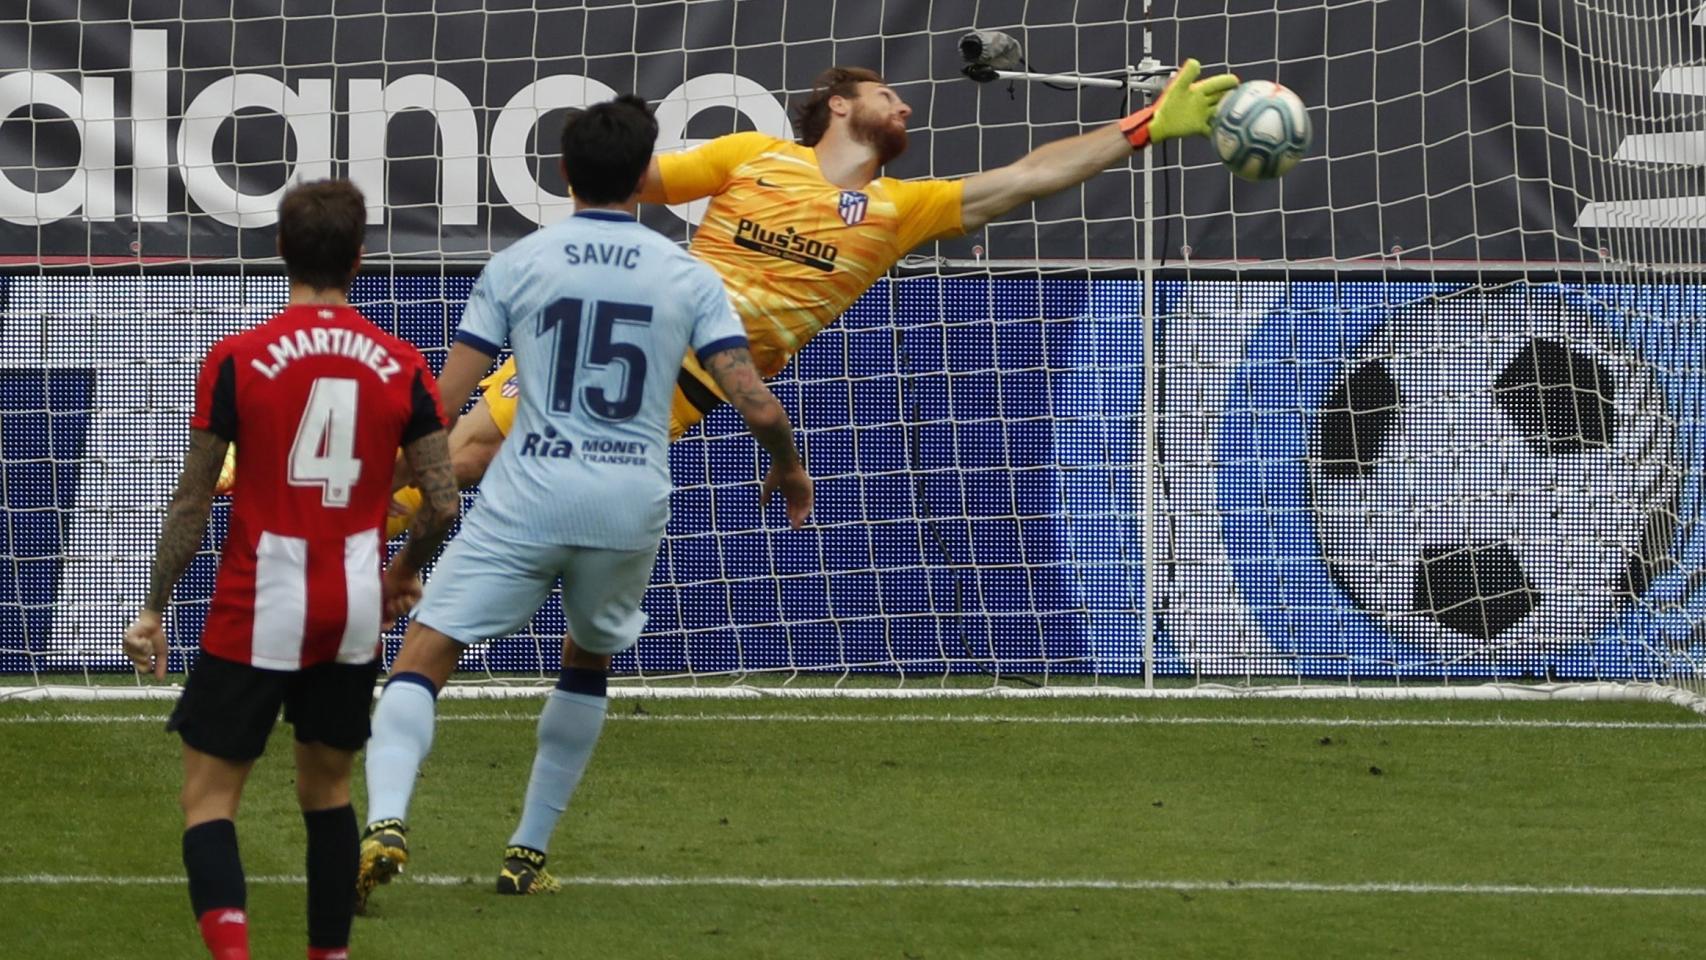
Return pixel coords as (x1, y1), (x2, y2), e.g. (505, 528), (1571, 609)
(0, 873), (1701, 898)
(1, 712), (1703, 730)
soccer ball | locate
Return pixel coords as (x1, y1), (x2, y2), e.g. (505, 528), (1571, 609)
(1306, 293), (1680, 653)
(1211, 80), (1311, 181)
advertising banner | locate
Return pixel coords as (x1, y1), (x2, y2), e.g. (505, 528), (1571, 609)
(3, 274), (1702, 680)
(3, 2), (1697, 264)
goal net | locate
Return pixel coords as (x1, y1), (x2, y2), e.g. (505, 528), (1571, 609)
(1, 1), (1702, 709)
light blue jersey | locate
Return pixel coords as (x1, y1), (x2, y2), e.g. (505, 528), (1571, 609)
(454, 210), (747, 550)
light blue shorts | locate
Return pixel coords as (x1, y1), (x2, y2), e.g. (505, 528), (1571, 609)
(411, 521), (658, 656)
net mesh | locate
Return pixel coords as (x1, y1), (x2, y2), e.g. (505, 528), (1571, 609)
(0, 1), (1701, 707)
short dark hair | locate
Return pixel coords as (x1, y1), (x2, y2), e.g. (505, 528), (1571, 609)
(277, 179), (365, 291)
(560, 95), (659, 205)
(792, 66), (885, 146)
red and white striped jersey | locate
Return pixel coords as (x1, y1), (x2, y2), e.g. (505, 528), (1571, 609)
(191, 304), (445, 671)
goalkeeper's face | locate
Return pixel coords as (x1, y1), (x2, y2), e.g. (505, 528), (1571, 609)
(846, 83), (911, 165)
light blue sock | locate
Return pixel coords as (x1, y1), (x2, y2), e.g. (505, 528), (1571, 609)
(363, 675), (438, 826)
(507, 690), (608, 854)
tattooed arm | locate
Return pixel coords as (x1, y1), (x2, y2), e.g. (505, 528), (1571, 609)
(703, 346), (796, 466)
(702, 346), (813, 529)
(394, 428), (458, 573)
(379, 427), (457, 626)
(146, 429), (228, 613)
(125, 428), (227, 678)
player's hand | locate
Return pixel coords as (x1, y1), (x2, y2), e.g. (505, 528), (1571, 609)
(1149, 58), (1239, 143)
(123, 610), (169, 681)
(761, 461), (814, 530)
(381, 563), (423, 630)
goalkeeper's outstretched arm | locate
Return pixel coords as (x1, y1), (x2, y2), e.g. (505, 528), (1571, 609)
(958, 58), (1237, 232)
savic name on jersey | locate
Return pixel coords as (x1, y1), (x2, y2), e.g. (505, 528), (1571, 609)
(453, 210), (746, 550)
(562, 242), (642, 269)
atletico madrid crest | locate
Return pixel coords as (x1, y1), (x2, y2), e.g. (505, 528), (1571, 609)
(838, 190), (868, 226)
(500, 376), (519, 398)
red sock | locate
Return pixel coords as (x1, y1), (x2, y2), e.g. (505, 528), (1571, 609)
(196, 908), (249, 960)
(307, 948), (349, 960)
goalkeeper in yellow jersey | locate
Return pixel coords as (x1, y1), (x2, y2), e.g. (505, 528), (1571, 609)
(382, 59), (1237, 533)
(354, 60), (1236, 898)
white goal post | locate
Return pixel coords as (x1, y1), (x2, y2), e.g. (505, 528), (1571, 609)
(0, 1), (1702, 712)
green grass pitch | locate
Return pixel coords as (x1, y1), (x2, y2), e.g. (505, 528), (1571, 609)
(1, 695), (1702, 958)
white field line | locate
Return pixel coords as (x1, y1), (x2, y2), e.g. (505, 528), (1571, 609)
(0, 873), (1702, 898)
(1, 712), (1703, 730)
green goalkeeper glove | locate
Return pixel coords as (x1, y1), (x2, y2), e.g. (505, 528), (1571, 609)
(1120, 58), (1240, 148)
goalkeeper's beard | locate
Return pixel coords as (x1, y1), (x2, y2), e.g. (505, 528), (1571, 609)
(849, 106), (909, 166)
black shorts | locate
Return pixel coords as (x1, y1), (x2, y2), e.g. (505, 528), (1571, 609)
(167, 652), (381, 762)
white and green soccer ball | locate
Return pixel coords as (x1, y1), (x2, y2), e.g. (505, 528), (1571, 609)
(1211, 80), (1312, 180)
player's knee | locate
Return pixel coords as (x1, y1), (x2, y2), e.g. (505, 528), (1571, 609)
(293, 743), (355, 810)
(180, 781), (240, 825)
(179, 750), (247, 823)
(294, 773), (352, 811)
(563, 638), (613, 672)
(390, 623), (463, 687)
(294, 775), (349, 811)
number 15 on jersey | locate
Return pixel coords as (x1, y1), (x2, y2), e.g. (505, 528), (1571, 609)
(541, 297), (654, 423)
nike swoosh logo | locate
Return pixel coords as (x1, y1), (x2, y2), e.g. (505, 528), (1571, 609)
(755, 177), (780, 188)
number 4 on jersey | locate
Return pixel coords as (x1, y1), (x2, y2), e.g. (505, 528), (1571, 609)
(289, 377), (362, 507)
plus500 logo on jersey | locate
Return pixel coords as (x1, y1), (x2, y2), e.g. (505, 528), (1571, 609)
(734, 218), (840, 272)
